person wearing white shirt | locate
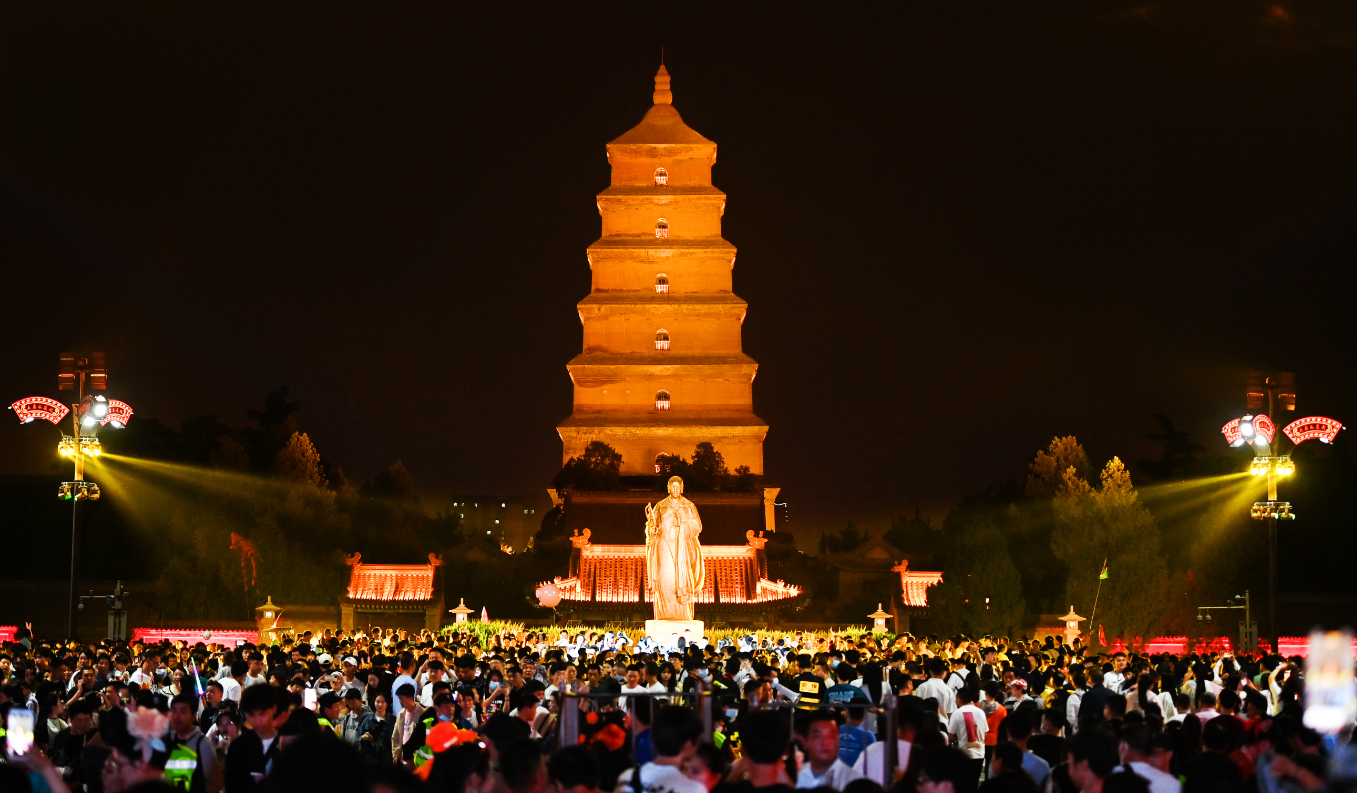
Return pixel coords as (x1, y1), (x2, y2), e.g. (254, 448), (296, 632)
(618, 665), (648, 712)
(1194, 692), (1219, 726)
(1104, 652), (1129, 693)
(795, 710), (862, 791)
(852, 735), (911, 786)
(1119, 723), (1181, 793)
(614, 706), (707, 793)
(947, 689), (988, 778)
(214, 659), (248, 703)
(419, 661), (449, 707)
(128, 652), (162, 689)
(945, 660), (971, 692)
(1067, 671), (1089, 733)
(219, 675), (242, 704)
(916, 659), (955, 719)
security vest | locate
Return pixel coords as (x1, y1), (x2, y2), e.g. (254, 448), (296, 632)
(793, 673), (826, 708)
(413, 717), (438, 769)
(163, 740), (201, 792)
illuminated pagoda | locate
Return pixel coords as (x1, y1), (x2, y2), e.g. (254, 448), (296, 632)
(550, 66), (800, 625)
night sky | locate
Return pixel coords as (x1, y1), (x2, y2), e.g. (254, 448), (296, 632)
(2, 2), (1355, 540)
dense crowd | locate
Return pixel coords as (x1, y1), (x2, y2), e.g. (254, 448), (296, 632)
(0, 624), (1350, 793)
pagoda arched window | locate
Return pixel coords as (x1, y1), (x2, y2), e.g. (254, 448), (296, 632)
(654, 329), (670, 351)
(654, 168), (669, 186)
(655, 390), (671, 410)
(654, 273), (669, 294)
(655, 218), (669, 239)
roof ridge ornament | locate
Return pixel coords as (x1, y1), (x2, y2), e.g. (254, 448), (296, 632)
(653, 64), (672, 106)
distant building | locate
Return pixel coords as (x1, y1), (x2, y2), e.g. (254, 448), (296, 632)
(823, 535), (943, 634)
(338, 552), (444, 633)
(449, 496), (537, 553)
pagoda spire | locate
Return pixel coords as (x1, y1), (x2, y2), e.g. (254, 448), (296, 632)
(653, 65), (672, 105)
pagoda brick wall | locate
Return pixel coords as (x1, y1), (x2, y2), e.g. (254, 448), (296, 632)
(558, 66), (768, 476)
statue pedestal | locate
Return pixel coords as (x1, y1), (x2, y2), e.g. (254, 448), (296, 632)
(645, 619), (704, 648)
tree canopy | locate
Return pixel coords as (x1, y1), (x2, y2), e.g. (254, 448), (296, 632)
(552, 441), (623, 491)
(1051, 456), (1171, 645)
(929, 520), (1026, 638)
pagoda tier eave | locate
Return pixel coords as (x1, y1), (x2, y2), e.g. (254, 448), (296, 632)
(588, 238), (736, 253)
(568, 352), (757, 368)
(577, 292), (745, 306)
(597, 186), (725, 199)
(558, 415), (768, 432)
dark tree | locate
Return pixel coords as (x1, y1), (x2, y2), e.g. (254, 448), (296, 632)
(821, 521), (867, 554)
(531, 504), (571, 559)
(655, 442), (739, 493)
(367, 460), (417, 500)
(884, 507), (936, 556)
(553, 441), (623, 491)
(179, 416), (234, 464)
(1136, 414), (1206, 482)
(242, 386), (303, 469)
(685, 442), (728, 492)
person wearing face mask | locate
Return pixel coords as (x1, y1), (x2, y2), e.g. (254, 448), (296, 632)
(681, 659), (711, 698)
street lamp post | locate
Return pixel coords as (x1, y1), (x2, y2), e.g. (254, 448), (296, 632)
(9, 352), (133, 639)
(1221, 371), (1343, 653)
(1195, 591), (1255, 653)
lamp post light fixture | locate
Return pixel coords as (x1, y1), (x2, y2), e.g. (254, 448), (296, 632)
(867, 604), (893, 633)
(1220, 371), (1344, 652)
(449, 598), (475, 624)
(1058, 606), (1086, 647)
(1195, 591), (1256, 654)
(9, 353), (133, 639)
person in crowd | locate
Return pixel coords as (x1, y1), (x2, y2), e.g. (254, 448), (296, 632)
(339, 687), (372, 745)
(224, 683), (281, 792)
(550, 744), (604, 793)
(793, 709), (861, 790)
(616, 705), (707, 793)
(168, 690), (224, 793)
(1001, 706), (1051, 785)
(948, 687), (988, 779)
(1116, 723), (1179, 793)
(917, 746), (980, 793)
(101, 707), (173, 793)
(983, 742), (1040, 793)
(1182, 718), (1245, 793)
(838, 704), (875, 768)
(4, 622), (1347, 793)
(1067, 727), (1120, 793)
(712, 709), (795, 793)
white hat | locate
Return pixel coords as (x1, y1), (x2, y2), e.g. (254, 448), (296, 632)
(343, 656), (358, 666)
(317, 653), (332, 664)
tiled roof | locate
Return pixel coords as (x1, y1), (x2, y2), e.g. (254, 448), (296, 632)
(347, 563), (435, 602)
(553, 544), (799, 605)
(893, 560), (943, 608)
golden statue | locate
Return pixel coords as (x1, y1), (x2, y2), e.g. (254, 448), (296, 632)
(644, 476), (706, 621)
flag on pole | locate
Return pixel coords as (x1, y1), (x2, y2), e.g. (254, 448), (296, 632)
(1098, 624), (1106, 646)
(1099, 559), (1109, 580)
